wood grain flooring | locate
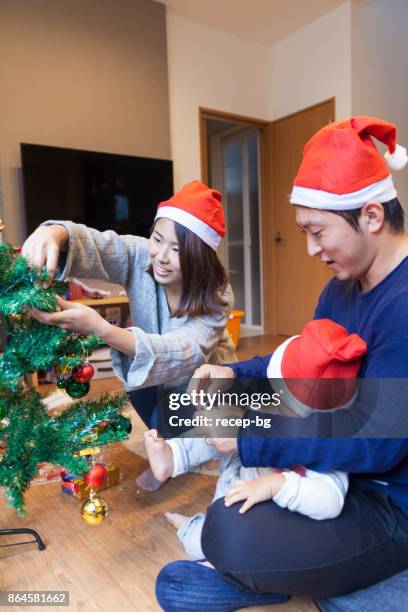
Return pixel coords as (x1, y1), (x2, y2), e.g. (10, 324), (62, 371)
(0, 335), (316, 612)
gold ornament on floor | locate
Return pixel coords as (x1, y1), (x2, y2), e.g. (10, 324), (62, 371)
(81, 491), (108, 525)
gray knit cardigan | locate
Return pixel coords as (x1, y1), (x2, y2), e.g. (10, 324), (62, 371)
(44, 221), (237, 391)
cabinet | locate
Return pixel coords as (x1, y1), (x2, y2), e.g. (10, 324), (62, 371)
(75, 295), (130, 328)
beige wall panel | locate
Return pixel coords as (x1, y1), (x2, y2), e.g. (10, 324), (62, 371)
(0, 0), (171, 244)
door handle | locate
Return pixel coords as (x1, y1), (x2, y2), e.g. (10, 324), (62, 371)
(274, 231), (283, 244)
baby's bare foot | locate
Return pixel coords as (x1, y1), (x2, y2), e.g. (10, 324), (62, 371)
(164, 511), (188, 530)
(144, 429), (174, 482)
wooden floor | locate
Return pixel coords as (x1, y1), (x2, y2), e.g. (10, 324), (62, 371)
(237, 334), (288, 361)
(0, 335), (317, 612)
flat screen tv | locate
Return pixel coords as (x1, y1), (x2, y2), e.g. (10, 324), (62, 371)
(21, 143), (174, 238)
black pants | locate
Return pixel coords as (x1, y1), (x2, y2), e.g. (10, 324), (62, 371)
(201, 485), (408, 599)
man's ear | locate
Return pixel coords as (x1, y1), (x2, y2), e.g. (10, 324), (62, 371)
(360, 201), (384, 233)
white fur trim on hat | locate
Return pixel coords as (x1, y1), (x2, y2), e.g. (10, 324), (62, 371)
(155, 206), (221, 250)
(290, 174), (397, 209)
(266, 335), (358, 416)
(266, 336), (313, 417)
(266, 336), (298, 381)
(385, 144), (408, 171)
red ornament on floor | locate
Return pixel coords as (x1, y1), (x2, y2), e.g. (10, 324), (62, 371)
(84, 463), (108, 489)
(72, 363), (94, 383)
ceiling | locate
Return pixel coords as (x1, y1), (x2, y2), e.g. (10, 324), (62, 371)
(157, 0), (361, 46)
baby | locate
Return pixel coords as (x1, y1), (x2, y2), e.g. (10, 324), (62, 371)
(144, 319), (367, 561)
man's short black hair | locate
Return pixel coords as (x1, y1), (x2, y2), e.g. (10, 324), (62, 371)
(328, 198), (405, 234)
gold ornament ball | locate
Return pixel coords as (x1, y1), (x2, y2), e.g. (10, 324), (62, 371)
(81, 496), (108, 525)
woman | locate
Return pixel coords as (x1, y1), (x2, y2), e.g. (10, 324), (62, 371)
(23, 180), (236, 488)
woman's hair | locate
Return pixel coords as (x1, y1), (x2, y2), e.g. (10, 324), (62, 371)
(149, 221), (229, 318)
(328, 198), (405, 234)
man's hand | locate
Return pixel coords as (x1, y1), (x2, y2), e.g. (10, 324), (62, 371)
(30, 296), (109, 336)
(187, 364), (235, 407)
(224, 474), (285, 513)
(22, 224), (69, 284)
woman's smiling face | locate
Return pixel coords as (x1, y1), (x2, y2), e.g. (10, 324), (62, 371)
(148, 218), (182, 287)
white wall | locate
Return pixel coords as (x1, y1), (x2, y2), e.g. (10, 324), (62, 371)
(5, 0), (407, 246)
(166, 14), (271, 190)
(269, 2), (352, 121)
(0, 0), (170, 245)
(166, 4), (353, 191)
(352, 0), (408, 206)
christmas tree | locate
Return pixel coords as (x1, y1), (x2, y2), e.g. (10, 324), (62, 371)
(0, 244), (131, 514)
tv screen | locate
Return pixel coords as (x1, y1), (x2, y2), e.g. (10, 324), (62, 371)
(21, 143), (174, 238)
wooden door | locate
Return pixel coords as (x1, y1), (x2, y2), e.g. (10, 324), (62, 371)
(262, 99), (335, 336)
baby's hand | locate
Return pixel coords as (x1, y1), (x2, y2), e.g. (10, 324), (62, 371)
(224, 474), (285, 514)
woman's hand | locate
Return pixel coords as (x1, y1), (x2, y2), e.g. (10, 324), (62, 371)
(22, 225), (69, 283)
(224, 474), (285, 514)
(30, 296), (109, 336)
(30, 296), (136, 356)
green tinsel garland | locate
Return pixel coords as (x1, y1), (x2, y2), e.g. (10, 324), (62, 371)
(0, 244), (131, 513)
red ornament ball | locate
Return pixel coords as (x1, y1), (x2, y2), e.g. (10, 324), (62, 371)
(72, 363), (94, 383)
(84, 463), (108, 490)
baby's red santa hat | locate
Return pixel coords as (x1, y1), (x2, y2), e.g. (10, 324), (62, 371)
(290, 116), (408, 210)
(267, 319), (367, 416)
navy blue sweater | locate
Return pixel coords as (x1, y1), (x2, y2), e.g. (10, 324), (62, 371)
(232, 257), (408, 517)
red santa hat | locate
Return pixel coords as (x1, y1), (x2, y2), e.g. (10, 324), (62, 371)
(290, 116), (408, 210)
(267, 319), (367, 416)
(155, 180), (225, 250)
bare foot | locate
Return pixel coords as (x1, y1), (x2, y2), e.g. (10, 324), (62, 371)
(144, 429), (174, 482)
(136, 467), (168, 492)
(164, 511), (188, 530)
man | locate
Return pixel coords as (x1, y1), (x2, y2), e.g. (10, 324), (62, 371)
(156, 117), (408, 611)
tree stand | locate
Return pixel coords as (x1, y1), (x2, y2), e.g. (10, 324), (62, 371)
(0, 528), (45, 551)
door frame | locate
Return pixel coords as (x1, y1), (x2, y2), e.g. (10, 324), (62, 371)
(199, 107), (269, 183)
(199, 107), (269, 332)
(220, 128), (263, 331)
(198, 100), (335, 335)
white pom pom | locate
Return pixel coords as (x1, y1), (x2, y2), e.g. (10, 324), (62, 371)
(385, 143), (408, 170)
